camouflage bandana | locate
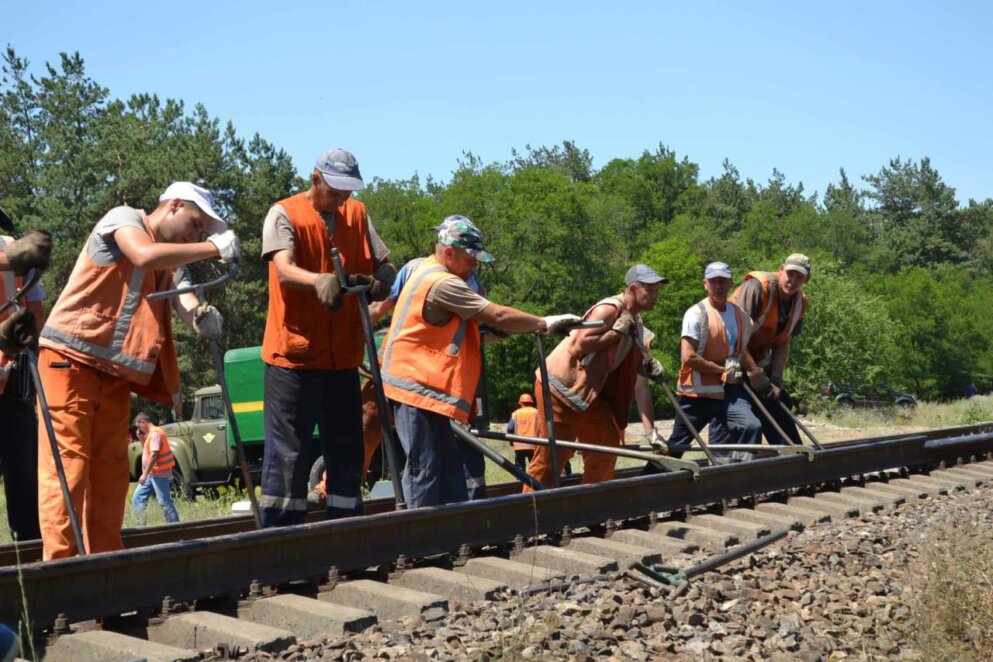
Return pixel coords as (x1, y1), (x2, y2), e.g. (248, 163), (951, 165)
(435, 215), (495, 263)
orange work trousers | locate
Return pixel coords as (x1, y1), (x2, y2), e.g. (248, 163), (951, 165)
(37, 348), (132, 560)
(524, 378), (623, 492)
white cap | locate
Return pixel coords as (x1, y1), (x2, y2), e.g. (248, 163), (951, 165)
(704, 261), (732, 279)
(159, 182), (227, 235)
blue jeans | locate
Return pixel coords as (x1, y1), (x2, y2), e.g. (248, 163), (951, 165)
(644, 385), (761, 473)
(260, 365), (364, 528)
(131, 476), (179, 523)
(458, 440), (486, 500)
(708, 388), (801, 446)
(393, 404), (468, 508)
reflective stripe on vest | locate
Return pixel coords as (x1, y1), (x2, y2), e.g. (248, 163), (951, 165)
(381, 255), (481, 423)
(677, 299), (746, 399)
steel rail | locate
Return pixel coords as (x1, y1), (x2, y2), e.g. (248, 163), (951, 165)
(3, 426), (992, 629)
(1, 421), (990, 568)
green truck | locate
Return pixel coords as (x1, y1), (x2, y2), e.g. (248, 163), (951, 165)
(129, 340), (489, 498)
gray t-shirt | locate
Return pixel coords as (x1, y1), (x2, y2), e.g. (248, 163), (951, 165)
(89, 206), (192, 288)
(261, 204), (389, 263)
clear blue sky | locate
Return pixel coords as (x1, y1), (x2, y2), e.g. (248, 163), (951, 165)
(5, 0), (992, 203)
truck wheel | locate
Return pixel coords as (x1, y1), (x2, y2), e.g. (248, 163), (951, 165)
(308, 456), (326, 493)
(170, 466), (196, 501)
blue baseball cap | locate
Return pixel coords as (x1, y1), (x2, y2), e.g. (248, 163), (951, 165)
(315, 148), (364, 191)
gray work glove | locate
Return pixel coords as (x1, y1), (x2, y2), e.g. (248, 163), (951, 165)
(748, 369), (774, 397)
(206, 230), (241, 263)
(612, 310), (635, 336)
(315, 273), (344, 311)
(193, 303), (223, 340)
(346, 274), (390, 302)
(541, 314), (582, 334)
(642, 357), (665, 383)
(650, 428), (669, 455)
(0, 309), (38, 354)
(723, 357), (743, 384)
(3, 230), (51, 274)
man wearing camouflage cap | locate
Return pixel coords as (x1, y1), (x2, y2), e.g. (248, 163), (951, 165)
(259, 148), (397, 527)
(381, 215), (579, 507)
(710, 253), (811, 446)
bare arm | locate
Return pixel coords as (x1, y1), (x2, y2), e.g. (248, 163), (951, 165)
(368, 298), (396, 324)
(173, 291), (201, 329)
(570, 304), (625, 356)
(680, 337), (724, 374)
(271, 249), (320, 290)
(114, 226), (219, 270)
(474, 302), (547, 334)
(769, 343), (790, 382)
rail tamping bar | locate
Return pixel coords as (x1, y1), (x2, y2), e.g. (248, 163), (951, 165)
(147, 264), (262, 529)
(533, 319), (607, 487)
(449, 422), (546, 491)
(772, 396), (824, 450)
(475, 429), (701, 479)
(330, 248), (406, 509)
(629, 338), (720, 465)
(651, 528), (789, 588)
(739, 379), (801, 446)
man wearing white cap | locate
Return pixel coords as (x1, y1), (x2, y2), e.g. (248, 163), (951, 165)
(645, 261), (767, 468)
(711, 253), (811, 445)
(36, 182), (240, 558)
(259, 148), (397, 526)
(526, 264), (667, 488)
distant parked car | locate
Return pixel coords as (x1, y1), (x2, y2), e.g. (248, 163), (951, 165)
(819, 381), (917, 409)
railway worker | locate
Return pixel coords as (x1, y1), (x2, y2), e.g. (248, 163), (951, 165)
(36, 182), (239, 559)
(260, 148), (397, 527)
(0, 228), (52, 542)
(525, 264), (667, 490)
(709, 253), (811, 446)
(643, 261), (771, 472)
(508, 393), (540, 471)
(380, 216), (580, 508)
(130, 412), (179, 524)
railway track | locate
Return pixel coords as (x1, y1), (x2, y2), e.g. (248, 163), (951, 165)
(4, 422), (993, 661)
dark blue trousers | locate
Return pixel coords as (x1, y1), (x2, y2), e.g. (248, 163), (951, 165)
(393, 404), (468, 508)
(260, 365), (363, 527)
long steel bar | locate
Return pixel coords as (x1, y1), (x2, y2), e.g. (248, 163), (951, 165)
(4, 429), (990, 629)
(330, 248), (406, 509)
(740, 380), (800, 446)
(450, 422), (546, 490)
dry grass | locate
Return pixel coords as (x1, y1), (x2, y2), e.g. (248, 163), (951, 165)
(909, 521), (993, 661)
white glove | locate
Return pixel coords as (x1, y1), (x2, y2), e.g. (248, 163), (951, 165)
(193, 303), (223, 340)
(723, 357), (743, 384)
(541, 314), (582, 335)
(207, 230), (241, 263)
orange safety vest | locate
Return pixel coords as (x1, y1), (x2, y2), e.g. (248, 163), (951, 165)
(542, 295), (642, 413)
(380, 255), (482, 424)
(677, 299), (746, 400)
(730, 271), (807, 363)
(511, 405), (540, 450)
(38, 211), (183, 412)
(144, 425), (176, 473)
(0, 235), (25, 394)
(262, 193), (373, 371)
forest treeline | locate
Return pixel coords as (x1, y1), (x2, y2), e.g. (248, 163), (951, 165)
(3, 48), (992, 417)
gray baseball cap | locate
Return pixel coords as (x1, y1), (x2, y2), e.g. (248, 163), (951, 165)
(315, 148), (365, 191)
(704, 261), (732, 279)
(625, 264), (667, 286)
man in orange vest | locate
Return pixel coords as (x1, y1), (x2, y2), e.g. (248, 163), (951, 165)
(525, 264), (666, 489)
(508, 393), (539, 470)
(259, 148), (397, 527)
(0, 229), (52, 541)
(130, 412), (179, 524)
(709, 254), (810, 446)
(644, 262), (770, 471)
(37, 182), (239, 559)
(381, 216), (579, 507)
